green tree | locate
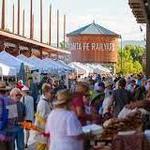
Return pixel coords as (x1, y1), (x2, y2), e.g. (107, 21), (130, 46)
(117, 45), (144, 75)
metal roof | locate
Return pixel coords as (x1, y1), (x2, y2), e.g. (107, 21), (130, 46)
(67, 22), (119, 36)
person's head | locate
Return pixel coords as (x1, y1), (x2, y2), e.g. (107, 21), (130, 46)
(94, 82), (105, 92)
(105, 81), (113, 90)
(54, 89), (72, 108)
(0, 81), (11, 96)
(53, 79), (59, 87)
(76, 82), (89, 95)
(118, 78), (126, 89)
(42, 83), (52, 100)
(10, 88), (22, 102)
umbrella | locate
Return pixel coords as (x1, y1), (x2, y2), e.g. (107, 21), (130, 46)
(18, 63), (26, 84)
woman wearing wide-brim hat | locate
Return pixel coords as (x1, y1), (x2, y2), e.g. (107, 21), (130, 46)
(45, 89), (84, 150)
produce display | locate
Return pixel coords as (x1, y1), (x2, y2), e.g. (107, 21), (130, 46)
(100, 111), (142, 140)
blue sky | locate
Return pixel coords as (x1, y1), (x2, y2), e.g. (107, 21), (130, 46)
(0, 0), (146, 44)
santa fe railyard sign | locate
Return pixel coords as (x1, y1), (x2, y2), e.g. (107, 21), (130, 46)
(69, 42), (115, 51)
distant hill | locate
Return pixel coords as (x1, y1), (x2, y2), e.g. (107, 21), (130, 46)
(122, 40), (145, 48)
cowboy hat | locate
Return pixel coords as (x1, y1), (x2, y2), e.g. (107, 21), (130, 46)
(0, 81), (11, 91)
(54, 89), (72, 106)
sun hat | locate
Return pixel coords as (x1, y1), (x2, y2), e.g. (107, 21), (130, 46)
(53, 89), (72, 106)
(0, 81), (11, 91)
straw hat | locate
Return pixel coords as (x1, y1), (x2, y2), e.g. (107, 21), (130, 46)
(0, 81), (11, 91)
(54, 89), (72, 106)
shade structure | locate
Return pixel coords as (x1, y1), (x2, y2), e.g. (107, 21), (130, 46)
(86, 64), (110, 73)
(43, 58), (65, 71)
(0, 51), (34, 72)
(69, 62), (111, 75)
(17, 54), (38, 70)
(56, 60), (73, 71)
(29, 56), (49, 73)
(0, 62), (17, 76)
(68, 63), (86, 74)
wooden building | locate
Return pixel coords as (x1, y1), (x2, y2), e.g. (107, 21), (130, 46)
(67, 22), (120, 73)
(129, 0), (150, 76)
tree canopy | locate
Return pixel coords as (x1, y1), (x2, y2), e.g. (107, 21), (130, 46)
(116, 45), (145, 75)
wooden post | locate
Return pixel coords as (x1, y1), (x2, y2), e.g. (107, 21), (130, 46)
(30, 0), (33, 39)
(22, 9), (25, 36)
(49, 4), (52, 45)
(40, 49), (43, 59)
(32, 14), (34, 38)
(1, 0), (5, 29)
(40, 0), (43, 43)
(146, 23), (150, 76)
(63, 15), (66, 49)
(17, 0), (20, 35)
(12, 4), (15, 33)
(29, 49), (32, 57)
(57, 10), (59, 48)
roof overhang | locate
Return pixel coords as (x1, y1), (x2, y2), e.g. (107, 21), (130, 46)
(129, 0), (150, 23)
(0, 30), (71, 55)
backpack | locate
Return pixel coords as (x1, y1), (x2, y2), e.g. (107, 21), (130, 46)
(0, 97), (8, 130)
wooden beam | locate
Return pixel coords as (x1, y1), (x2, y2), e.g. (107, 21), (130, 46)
(1, 0), (5, 30)
(30, 0), (33, 39)
(49, 4), (52, 45)
(22, 9), (25, 36)
(18, 0), (20, 35)
(12, 4), (15, 33)
(40, 0), (43, 43)
(57, 10), (59, 48)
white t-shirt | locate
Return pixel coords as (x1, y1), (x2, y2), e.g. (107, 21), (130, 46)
(45, 109), (83, 150)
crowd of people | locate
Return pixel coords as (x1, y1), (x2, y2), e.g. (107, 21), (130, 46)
(0, 73), (150, 150)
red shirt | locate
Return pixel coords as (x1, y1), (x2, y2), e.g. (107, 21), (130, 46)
(71, 92), (87, 125)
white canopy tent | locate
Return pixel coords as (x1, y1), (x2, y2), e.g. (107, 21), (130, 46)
(28, 56), (49, 73)
(0, 51), (34, 72)
(68, 63), (86, 74)
(86, 64), (111, 73)
(56, 60), (73, 72)
(43, 58), (66, 71)
(0, 63), (17, 76)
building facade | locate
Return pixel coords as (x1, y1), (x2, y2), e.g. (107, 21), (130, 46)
(67, 22), (120, 73)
